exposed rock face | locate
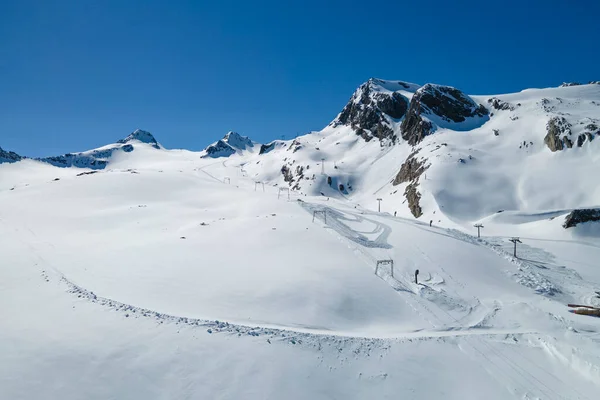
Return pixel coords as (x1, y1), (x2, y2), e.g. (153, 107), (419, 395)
(544, 117), (572, 152)
(560, 82), (581, 87)
(331, 79), (410, 143)
(393, 150), (429, 185)
(203, 131), (254, 158)
(393, 150), (429, 218)
(259, 142), (275, 155)
(287, 139), (303, 153)
(203, 140), (236, 158)
(281, 165), (293, 183)
(487, 97), (516, 111)
(41, 151), (109, 169)
(590, 81), (600, 85)
(117, 129), (160, 149)
(401, 84), (488, 146)
(0, 147), (23, 164)
(543, 116), (599, 151)
(404, 182), (423, 218)
(563, 209), (600, 228)
(400, 106), (434, 146)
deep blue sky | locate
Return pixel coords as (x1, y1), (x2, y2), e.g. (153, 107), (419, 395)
(1, 0), (597, 157)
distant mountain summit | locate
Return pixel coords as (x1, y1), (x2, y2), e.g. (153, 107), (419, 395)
(202, 131), (255, 158)
(39, 129), (161, 169)
(0, 147), (23, 164)
(117, 129), (161, 149)
(330, 78), (420, 143)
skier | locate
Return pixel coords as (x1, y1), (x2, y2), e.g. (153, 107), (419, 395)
(429, 220), (433, 227)
(394, 211), (397, 217)
(415, 269), (419, 284)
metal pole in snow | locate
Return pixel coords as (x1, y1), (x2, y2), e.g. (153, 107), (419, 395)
(474, 223), (484, 238)
(509, 237), (521, 257)
(377, 198), (382, 212)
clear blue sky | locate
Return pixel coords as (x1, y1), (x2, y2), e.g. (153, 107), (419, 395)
(1, 0), (598, 157)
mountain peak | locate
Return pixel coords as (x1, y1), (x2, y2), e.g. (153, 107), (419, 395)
(223, 131), (253, 150)
(0, 146), (23, 164)
(366, 78), (421, 93)
(117, 129), (160, 149)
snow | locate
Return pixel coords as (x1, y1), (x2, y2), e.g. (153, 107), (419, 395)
(1, 81), (600, 399)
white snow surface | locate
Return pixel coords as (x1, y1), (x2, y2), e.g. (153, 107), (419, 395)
(2, 81), (600, 399)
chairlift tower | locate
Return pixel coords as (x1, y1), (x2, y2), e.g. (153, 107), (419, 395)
(474, 223), (484, 238)
(509, 237), (522, 257)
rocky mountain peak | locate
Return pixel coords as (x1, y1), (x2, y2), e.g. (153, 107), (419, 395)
(0, 146), (23, 164)
(330, 78), (413, 143)
(223, 131), (253, 150)
(560, 82), (581, 87)
(401, 84), (488, 146)
(202, 131), (255, 159)
(117, 129), (160, 149)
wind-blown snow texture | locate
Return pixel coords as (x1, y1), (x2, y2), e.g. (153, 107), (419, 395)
(1, 80), (600, 399)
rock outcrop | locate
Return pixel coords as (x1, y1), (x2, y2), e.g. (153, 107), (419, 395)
(331, 78), (410, 143)
(563, 209), (600, 228)
(560, 82), (581, 87)
(203, 140), (236, 158)
(401, 84), (488, 146)
(393, 150), (429, 185)
(487, 97), (516, 111)
(544, 117), (572, 152)
(0, 147), (23, 164)
(393, 150), (429, 218)
(203, 131), (254, 158)
(404, 182), (423, 218)
(259, 142), (276, 155)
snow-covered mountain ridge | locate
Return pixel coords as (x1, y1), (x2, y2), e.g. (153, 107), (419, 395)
(2, 80), (599, 227)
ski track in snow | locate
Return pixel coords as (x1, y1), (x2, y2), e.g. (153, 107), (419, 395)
(297, 201), (598, 399)
(3, 160), (599, 399)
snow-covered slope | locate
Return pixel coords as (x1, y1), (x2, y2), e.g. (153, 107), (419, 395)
(220, 80), (600, 232)
(37, 129), (162, 169)
(2, 79), (600, 399)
